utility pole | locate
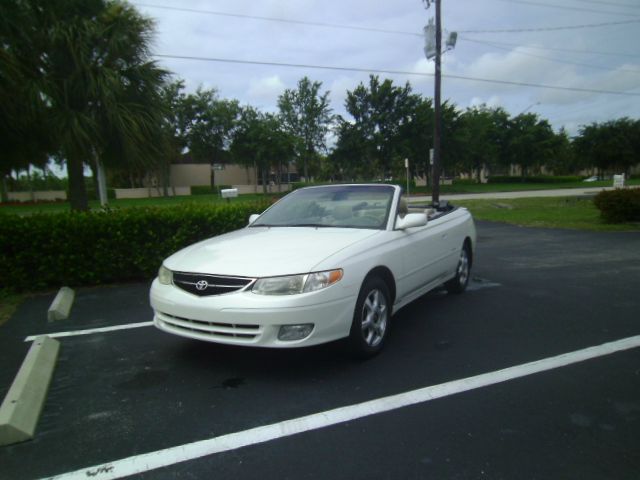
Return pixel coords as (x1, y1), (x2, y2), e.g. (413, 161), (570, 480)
(432, 0), (442, 206)
(423, 0), (455, 206)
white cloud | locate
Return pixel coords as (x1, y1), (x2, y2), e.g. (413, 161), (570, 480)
(135, 0), (639, 131)
(469, 95), (503, 109)
(246, 75), (286, 107)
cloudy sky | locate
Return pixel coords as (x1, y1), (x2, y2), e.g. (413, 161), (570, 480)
(131, 0), (640, 136)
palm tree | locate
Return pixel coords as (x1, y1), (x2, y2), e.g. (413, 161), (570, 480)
(1, 0), (168, 210)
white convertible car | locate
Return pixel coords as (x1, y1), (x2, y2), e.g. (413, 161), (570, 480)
(150, 184), (476, 356)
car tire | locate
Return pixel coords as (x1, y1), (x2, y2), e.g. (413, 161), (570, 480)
(348, 277), (391, 358)
(445, 243), (471, 294)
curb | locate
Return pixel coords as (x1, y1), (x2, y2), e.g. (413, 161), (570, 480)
(0, 336), (60, 446)
(48, 287), (75, 322)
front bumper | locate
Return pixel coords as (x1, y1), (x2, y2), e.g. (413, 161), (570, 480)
(150, 278), (357, 347)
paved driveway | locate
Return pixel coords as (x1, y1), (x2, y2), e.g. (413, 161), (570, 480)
(409, 185), (639, 202)
(0, 221), (639, 479)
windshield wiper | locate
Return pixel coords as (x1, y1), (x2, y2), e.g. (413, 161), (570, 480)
(251, 223), (333, 228)
(290, 223), (332, 228)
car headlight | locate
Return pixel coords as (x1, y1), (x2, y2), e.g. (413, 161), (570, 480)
(252, 269), (343, 295)
(158, 265), (173, 285)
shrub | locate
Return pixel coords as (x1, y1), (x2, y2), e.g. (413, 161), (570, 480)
(593, 189), (640, 224)
(0, 201), (271, 292)
(291, 180), (417, 192)
(291, 181), (330, 191)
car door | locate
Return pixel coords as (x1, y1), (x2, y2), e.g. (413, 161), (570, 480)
(390, 198), (451, 298)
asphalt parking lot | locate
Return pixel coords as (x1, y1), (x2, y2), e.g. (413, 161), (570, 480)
(1, 220), (639, 480)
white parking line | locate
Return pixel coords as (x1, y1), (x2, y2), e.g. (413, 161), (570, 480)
(24, 322), (153, 342)
(43, 334), (640, 480)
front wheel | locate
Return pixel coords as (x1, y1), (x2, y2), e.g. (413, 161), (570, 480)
(348, 277), (391, 358)
(445, 243), (471, 294)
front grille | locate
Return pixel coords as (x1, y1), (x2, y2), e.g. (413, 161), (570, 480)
(173, 272), (255, 297)
(157, 312), (262, 342)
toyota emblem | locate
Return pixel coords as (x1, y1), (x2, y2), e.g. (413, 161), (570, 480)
(195, 280), (209, 291)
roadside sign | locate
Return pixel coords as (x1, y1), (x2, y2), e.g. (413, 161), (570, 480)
(613, 174), (625, 188)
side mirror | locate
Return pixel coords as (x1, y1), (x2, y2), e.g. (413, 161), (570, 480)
(248, 214), (260, 225)
(396, 213), (428, 230)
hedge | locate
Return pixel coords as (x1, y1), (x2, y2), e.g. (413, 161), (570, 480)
(0, 201), (270, 292)
(593, 188), (640, 224)
(487, 175), (582, 184)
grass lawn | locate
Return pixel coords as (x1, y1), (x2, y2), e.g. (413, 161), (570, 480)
(2, 180), (639, 216)
(413, 178), (640, 195)
(0, 291), (24, 326)
(455, 196), (640, 232)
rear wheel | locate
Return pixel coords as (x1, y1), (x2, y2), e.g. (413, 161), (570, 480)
(348, 277), (391, 358)
(445, 243), (471, 294)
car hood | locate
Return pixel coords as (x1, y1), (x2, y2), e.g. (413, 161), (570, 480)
(163, 227), (381, 278)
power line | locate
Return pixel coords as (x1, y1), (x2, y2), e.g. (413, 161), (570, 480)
(134, 2), (640, 36)
(460, 36), (640, 59)
(458, 18), (640, 33)
(133, 2), (421, 37)
(154, 53), (640, 97)
(460, 37), (640, 74)
(571, 0), (640, 9)
(496, 0), (640, 17)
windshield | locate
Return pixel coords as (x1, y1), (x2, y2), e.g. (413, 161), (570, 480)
(251, 185), (395, 230)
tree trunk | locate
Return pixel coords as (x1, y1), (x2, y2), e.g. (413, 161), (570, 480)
(95, 159), (109, 206)
(26, 165), (34, 202)
(261, 165), (267, 195)
(0, 175), (8, 203)
(67, 154), (89, 211)
(89, 160), (99, 201)
(253, 161), (258, 193)
(277, 161), (282, 192)
(210, 160), (216, 190)
(162, 159), (170, 197)
(303, 148), (311, 182)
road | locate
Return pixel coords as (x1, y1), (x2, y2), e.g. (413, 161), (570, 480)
(408, 185), (634, 202)
(0, 221), (639, 479)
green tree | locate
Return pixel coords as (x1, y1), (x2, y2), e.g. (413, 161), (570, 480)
(0, 0), (168, 210)
(340, 75), (420, 180)
(155, 80), (189, 195)
(456, 106), (510, 181)
(0, 1), (52, 201)
(545, 127), (579, 175)
(183, 88), (240, 187)
(330, 118), (374, 181)
(396, 95), (434, 183)
(574, 118), (640, 176)
(278, 77), (333, 181)
(439, 102), (466, 179)
(507, 113), (556, 178)
(231, 108), (295, 193)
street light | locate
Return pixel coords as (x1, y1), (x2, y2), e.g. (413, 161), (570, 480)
(519, 102), (540, 115)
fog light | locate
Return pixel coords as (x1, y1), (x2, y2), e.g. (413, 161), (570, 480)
(278, 324), (314, 341)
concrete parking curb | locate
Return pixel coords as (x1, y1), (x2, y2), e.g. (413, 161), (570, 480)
(47, 287), (75, 322)
(0, 336), (60, 447)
